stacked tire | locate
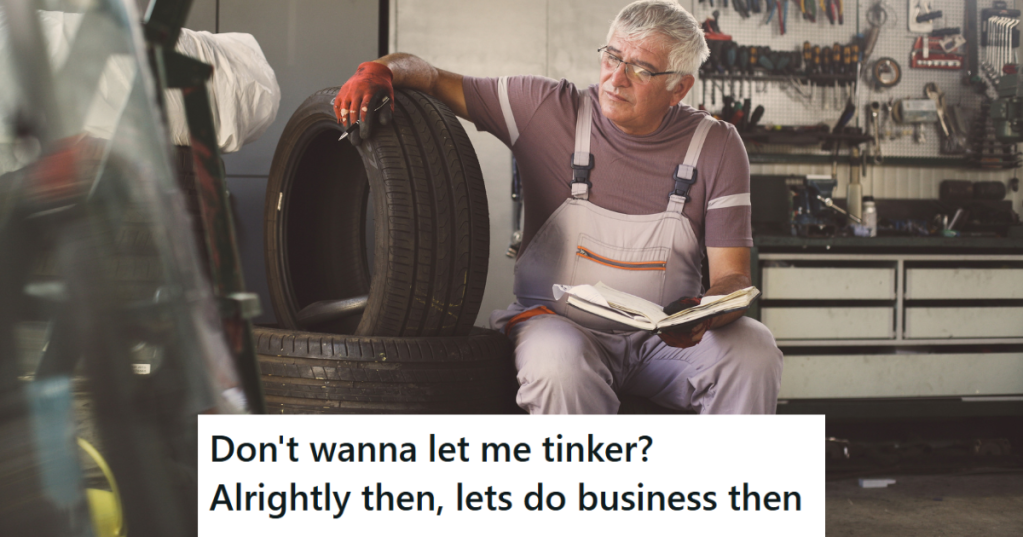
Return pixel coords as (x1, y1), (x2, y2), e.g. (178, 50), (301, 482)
(255, 327), (517, 414)
(259, 87), (517, 414)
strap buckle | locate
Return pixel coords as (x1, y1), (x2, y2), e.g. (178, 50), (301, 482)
(570, 153), (595, 187)
(672, 164), (697, 201)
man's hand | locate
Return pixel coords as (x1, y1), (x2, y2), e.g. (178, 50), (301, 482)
(334, 61), (395, 144)
(658, 319), (711, 348)
(658, 296), (709, 348)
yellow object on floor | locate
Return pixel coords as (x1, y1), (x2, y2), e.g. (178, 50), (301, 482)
(78, 437), (125, 537)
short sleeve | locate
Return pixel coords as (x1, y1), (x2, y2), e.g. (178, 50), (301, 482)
(463, 75), (561, 148)
(704, 124), (752, 248)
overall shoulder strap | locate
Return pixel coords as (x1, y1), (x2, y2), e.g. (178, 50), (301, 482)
(497, 76), (520, 145)
(570, 92), (594, 200)
(666, 116), (716, 213)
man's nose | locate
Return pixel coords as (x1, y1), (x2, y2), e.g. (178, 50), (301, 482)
(609, 62), (631, 86)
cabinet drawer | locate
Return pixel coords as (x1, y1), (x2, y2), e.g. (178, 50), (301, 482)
(905, 307), (1023, 339)
(780, 353), (1023, 398)
(763, 307), (894, 340)
(762, 267), (895, 299)
(905, 268), (1023, 299)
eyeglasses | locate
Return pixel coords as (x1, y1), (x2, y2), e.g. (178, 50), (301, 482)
(598, 46), (679, 84)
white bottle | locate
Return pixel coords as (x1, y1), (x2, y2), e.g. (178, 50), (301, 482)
(862, 197), (877, 237)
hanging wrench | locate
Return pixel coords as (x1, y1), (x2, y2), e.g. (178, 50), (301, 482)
(924, 82), (949, 137)
(870, 101), (882, 161)
(1006, 19), (1019, 70)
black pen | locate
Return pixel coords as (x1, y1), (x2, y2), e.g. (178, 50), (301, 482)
(338, 96), (391, 141)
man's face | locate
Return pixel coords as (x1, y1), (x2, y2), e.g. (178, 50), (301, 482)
(598, 33), (693, 136)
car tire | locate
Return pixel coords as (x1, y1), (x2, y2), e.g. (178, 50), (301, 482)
(264, 87), (489, 337)
(253, 326), (519, 414)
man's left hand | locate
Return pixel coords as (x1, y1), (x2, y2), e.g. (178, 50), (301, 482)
(658, 296), (709, 348)
(658, 319), (711, 348)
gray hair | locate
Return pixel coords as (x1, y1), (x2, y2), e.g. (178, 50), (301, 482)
(606, 0), (710, 89)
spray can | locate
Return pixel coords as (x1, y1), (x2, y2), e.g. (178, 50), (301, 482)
(862, 196), (877, 237)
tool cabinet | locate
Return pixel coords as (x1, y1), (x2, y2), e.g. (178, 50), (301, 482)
(751, 237), (1023, 403)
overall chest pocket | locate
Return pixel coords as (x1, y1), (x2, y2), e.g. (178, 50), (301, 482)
(570, 234), (669, 303)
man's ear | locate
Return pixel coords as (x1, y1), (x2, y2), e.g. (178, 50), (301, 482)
(670, 74), (696, 107)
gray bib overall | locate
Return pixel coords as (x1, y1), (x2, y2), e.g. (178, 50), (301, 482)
(512, 94), (715, 330)
(490, 89), (782, 415)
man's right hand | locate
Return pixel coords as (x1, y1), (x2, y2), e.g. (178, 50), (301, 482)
(334, 61), (395, 144)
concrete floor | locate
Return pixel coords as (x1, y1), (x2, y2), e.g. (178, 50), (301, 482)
(827, 472), (1023, 536)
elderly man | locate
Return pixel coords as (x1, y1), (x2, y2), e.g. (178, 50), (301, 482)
(334, 0), (782, 414)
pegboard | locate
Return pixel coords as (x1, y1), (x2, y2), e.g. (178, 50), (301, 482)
(688, 0), (1020, 162)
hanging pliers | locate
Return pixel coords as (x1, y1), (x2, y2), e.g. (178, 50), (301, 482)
(734, 0), (751, 19)
(801, 0), (816, 22)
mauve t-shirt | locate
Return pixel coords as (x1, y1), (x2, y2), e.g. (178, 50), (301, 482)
(463, 75), (752, 254)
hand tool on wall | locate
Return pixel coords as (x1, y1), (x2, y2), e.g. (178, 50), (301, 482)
(924, 82), (949, 137)
(738, 46), (749, 97)
(749, 46), (761, 93)
(832, 44), (841, 109)
(821, 46), (832, 110)
(730, 101), (746, 126)
(980, 3), (1022, 83)
(802, 0), (816, 23)
(824, 0), (835, 24)
(851, 43), (860, 99)
(892, 98), (938, 143)
(836, 0), (844, 24)
(779, 0), (788, 34)
(725, 41), (738, 97)
(862, 26), (881, 63)
(911, 35), (964, 69)
(741, 97), (752, 130)
(774, 50), (792, 74)
(841, 45), (852, 101)
(871, 57), (901, 89)
(803, 41), (813, 101)
(735, 0), (751, 19)
(812, 44), (822, 104)
(869, 101), (882, 161)
(748, 104), (765, 128)
(909, 0), (936, 34)
(882, 99), (894, 139)
(821, 99), (855, 151)
(924, 82), (967, 154)
(765, 0), (786, 35)
(758, 49), (775, 71)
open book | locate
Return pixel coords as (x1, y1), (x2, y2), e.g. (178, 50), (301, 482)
(553, 282), (761, 332)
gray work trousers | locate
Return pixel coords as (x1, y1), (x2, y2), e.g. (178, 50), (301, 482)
(491, 304), (784, 415)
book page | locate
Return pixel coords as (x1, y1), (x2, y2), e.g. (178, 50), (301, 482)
(553, 283), (667, 325)
(565, 297), (655, 330)
(659, 288), (761, 329)
(591, 283), (668, 324)
(552, 284), (611, 309)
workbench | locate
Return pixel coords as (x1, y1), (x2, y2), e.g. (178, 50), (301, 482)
(752, 235), (1023, 417)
